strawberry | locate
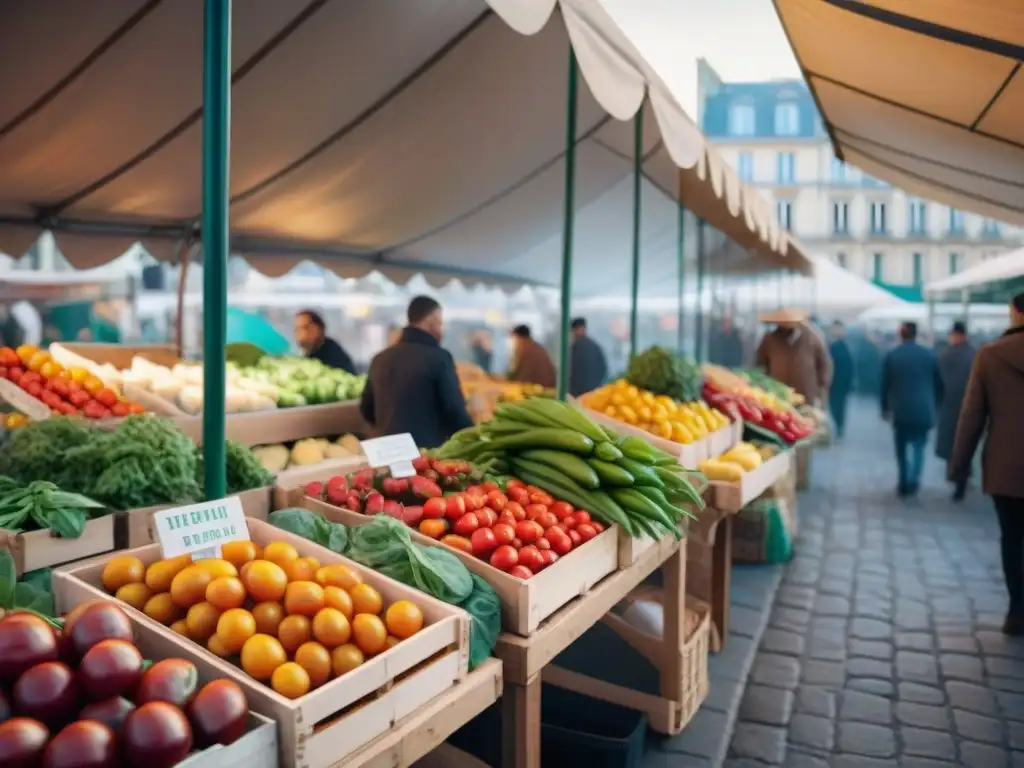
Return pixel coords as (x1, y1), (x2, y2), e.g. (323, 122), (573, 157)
(412, 455), (431, 473)
(304, 481), (324, 499)
(381, 476), (410, 498)
(364, 491), (385, 516)
(352, 468), (375, 492)
(345, 490), (363, 513)
(410, 475), (443, 500)
(382, 499), (404, 520)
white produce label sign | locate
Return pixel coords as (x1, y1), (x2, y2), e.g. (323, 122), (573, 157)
(152, 496), (249, 560)
(360, 433), (420, 478)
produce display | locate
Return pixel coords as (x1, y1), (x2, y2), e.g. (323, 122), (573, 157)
(579, 379), (729, 443)
(434, 398), (704, 541)
(0, 416), (272, 511)
(251, 433), (362, 473)
(625, 346), (704, 404)
(0, 478), (106, 539)
(736, 368), (804, 407)
(698, 442), (776, 482)
(0, 346), (146, 420)
(702, 365), (813, 445)
(0, 602), (251, 767)
(457, 363), (554, 424)
(98, 543), (424, 699)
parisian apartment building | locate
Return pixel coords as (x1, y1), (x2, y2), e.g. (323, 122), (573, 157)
(697, 60), (1024, 301)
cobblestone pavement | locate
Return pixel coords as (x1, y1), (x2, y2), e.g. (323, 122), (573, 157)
(725, 398), (1024, 768)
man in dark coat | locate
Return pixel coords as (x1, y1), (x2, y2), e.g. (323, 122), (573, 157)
(295, 310), (356, 374)
(709, 315), (744, 368)
(569, 317), (608, 397)
(359, 296), (473, 448)
(508, 325), (557, 389)
(881, 321), (943, 498)
(827, 321), (855, 439)
(935, 321), (975, 501)
(948, 293), (1024, 635)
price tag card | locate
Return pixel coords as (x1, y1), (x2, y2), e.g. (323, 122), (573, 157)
(360, 433), (420, 478)
(152, 496), (250, 560)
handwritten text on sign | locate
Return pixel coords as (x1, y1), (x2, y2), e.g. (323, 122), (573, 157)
(152, 496), (250, 560)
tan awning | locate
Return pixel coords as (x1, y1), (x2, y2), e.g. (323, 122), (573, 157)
(774, 0), (1024, 225)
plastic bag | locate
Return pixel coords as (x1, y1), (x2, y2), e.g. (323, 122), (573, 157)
(458, 574), (501, 669)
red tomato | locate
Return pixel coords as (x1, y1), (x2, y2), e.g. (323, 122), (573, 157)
(506, 502), (526, 521)
(592, 522), (606, 533)
(508, 565), (533, 580)
(40, 390), (62, 408)
(489, 545), (518, 572)
(476, 507), (497, 528)
(540, 550), (559, 568)
(546, 527), (573, 555)
(535, 537), (551, 551)
(466, 485), (483, 495)
(528, 491), (554, 506)
(550, 501), (574, 520)
(485, 490), (507, 512)
(69, 390), (92, 408)
(515, 520), (543, 544)
(561, 515), (578, 530)
(511, 538), (523, 549)
(576, 523), (598, 542)
(517, 545), (543, 572)
(524, 504), (547, 521)
(50, 378), (70, 397)
(445, 494), (466, 521)
(568, 530), (582, 547)
(441, 534), (474, 554)
(480, 482), (499, 493)
(95, 388), (118, 409)
(464, 492), (487, 512)
(24, 381), (42, 398)
(572, 511), (592, 526)
(506, 478), (525, 490)
(470, 527), (498, 555)
(110, 402), (130, 418)
(423, 497), (448, 519)
(7, 366), (24, 384)
(507, 486), (529, 506)
(57, 402), (77, 416)
(453, 512), (480, 537)
(536, 511), (558, 530)
(497, 511), (517, 528)
(492, 523), (516, 546)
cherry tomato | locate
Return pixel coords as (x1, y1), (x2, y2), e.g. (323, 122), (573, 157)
(464, 492), (487, 512)
(507, 486), (529, 506)
(511, 538), (523, 549)
(592, 521), (606, 533)
(497, 511), (517, 528)
(573, 511), (592, 526)
(561, 516), (578, 530)
(505, 478), (525, 491)
(423, 498), (447, 519)
(49, 378), (70, 397)
(524, 504), (547, 521)
(466, 485), (483, 495)
(515, 520), (543, 544)
(546, 527), (573, 555)
(576, 523), (599, 542)
(540, 550), (559, 568)
(470, 527), (498, 555)
(70, 390), (92, 407)
(40, 390), (61, 408)
(444, 494), (466, 521)
(536, 537), (551, 551)
(550, 501), (574, 520)
(508, 565), (534, 580)
(485, 490), (507, 512)
(453, 512), (480, 537)
(492, 523), (516, 546)
(529, 491), (554, 506)
(419, 519), (449, 539)
(95, 387), (118, 409)
(7, 366), (24, 384)
(489, 545), (518, 572)
(517, 545), (543, 572)
(58, 402), (78, 416)
(506, 501), (526, 521)
(479, 508), (498, 528)
(536, 511), (559, 529)
(127, 402), (146, 414)
(568, 530), (582, 547)
(441, 534), (474, 554)
(110, 402), (130, 418)
(24, 381), (42, 398)
(480, 482), (499, 493)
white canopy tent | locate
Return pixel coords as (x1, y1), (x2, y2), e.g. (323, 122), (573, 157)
(0, 0), (811, 296)
(924, 246), (1024, 299)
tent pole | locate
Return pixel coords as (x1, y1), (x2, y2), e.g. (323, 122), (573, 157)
(694, 219), (706, 362)
(556, 50), (578, 401)
(676, 204), (686, 355)
(201, 0), (231, 501)
(628, 110), (643, 360)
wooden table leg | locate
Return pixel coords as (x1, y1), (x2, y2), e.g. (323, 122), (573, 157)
(711, 515), (733, 648)
(659, 547), (685, 706)
(502, 673), (541, 768)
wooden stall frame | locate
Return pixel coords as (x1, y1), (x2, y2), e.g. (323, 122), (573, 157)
(123, 486), (273, 548)
(0, 515), (116, 577)
(175, 400), (368, 447)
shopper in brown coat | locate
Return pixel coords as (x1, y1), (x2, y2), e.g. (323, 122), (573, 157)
(948, 293), (1024, 636)
(508, 325), (557, 389)
(755, 310), (832, 404)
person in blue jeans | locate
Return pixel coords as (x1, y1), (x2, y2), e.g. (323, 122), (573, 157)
(881, 322), (943, 497)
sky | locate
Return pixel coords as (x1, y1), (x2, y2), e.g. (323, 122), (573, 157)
(603, 0), (802, 115)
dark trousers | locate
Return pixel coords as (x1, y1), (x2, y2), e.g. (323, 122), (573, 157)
(994, 496), (1024, 615)
(894, 425), (928, 493)
(829, 390), (849, 437)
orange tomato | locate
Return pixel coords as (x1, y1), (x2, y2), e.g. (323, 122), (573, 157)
(311, 608), (351, 648)
(170, 565), (214, 608)
(221, 540), (259, 570)
(351, 613), (387, 657)
(384, 600), (423, 640)
(418, 519), (448, 540)
(83, 375), (104, 394)
(330, 643), (365, 677)
(27, 351), (50, 373)
(284, 581), (325, 617)
(39, 360), (63, 379)
(277, 615), (311, 654)
(385, 635), (401, 650)
(323, 586), (353, 619)
(145, 555), (193, 593)
(67, 366), (89, 383)
(271, 662), (310, 700)
(294, 642), (332, 689)
(216, 608), (257, 653)
(316, 564), (361, 591)
(349, 583), (383, 616)
(243, 560), (288, 602)
(240, 634), (287, 681)
(207, 633), (232, 658)
(15, 345), (38, 364)
(143, 593), (181, 625)
(102, 555), (145, 592)
(185, 602), (222, 641)
(285, 556), (320, 582)
(262, 541), (299, 569)
(114, 582), (152, 611)
(440, 534), (473, 554)
(252, 601), (285, 636)
(206, 576), (246, 610)
(194, 558), (237, 579)
(169, 620), (190, 638)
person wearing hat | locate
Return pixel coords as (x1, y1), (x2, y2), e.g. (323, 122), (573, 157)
(755, 308), (832, 406)
(935, 320), (975, 501)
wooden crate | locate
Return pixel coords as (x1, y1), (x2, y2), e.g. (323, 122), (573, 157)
(0, 515), (116, 576)
(707, 422), (740, 459)
(181, 713), (277, 768)
(176, 401), (368, 447)
(53, 518), (470, 768)
(704, 450), (793, 513)
(123, 486), (273, 548)
(301, 496), (618, 637)
(582, 407), (708, 468)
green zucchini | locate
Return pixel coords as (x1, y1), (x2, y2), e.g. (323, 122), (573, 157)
(494, 402), (558, 428)
(517, 449), (600, 490)
(633, 485), (697, 522)
(586, 458), (635, 487)
(617, 436), (659, 464)
(520, 398), (606, 442)
(614, 457), (664, 488)
(610, 488), (678, 532)
(486, 429), (595, 456)
(594, 441), (624, 461)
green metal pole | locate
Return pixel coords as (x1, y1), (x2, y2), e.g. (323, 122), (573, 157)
(201, 0), (231, 500)
(676, 205), (686, 355)
(556, 50), (578, 401)
(694, 219), (706, 362)
(628, 110), (643, 360)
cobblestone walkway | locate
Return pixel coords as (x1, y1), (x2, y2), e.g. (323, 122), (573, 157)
(726, 399), (1024, 768)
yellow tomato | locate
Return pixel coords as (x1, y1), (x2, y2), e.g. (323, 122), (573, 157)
(15, 345), (38, 364)
(613, 379), (629, 390)
(671, 421), (695, 444)
(27, 351), (50, 373)
(619, 406), (638, 425)
(39, 361), (63, 379)
(609, 391), (626, 407)
(640, 391), (656, 406)
(655, 420), (673, 440)
(68, 367), (90, 384)
(5, 413), (28, 430)
(83, 375), (104, 394)
(625, 385), (639, 399)
(603, 405), (619, 419)
(651, 404), (668, 420)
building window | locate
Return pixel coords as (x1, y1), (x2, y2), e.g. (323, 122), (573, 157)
(777, 152), (796, 184)
(774, 102), (800, 136)
(908, 200), (927, 235)
(912, 253), (923, 286)
(776, 199), (793, 231)
(949, 207), (964, 233)
(982, 218), (1001, 237)
(948, 253), (959, 274)
(830, 156), (847, 182)
(832, 201), (849, 234)
(737, 151), (754, 182)
(728, 102), (755, 136)
(870, 202), (887, 234)
(836, 252), (847, 268)
(872, 252), (884, 282)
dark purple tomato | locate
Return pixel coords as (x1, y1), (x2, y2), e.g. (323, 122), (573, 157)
(0, 614), (59, 683)
(0, 717), (49, 768)
(79, 697), (135, 733)
(68, 605), (133, 661)
(134, 660), (198, 710)
(43, 720), (118, 768)
(187, 679), (248, 747)
(123, 702), (193, 768)
(77, 640), (143, 701)
(13, 662), (79, 730)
